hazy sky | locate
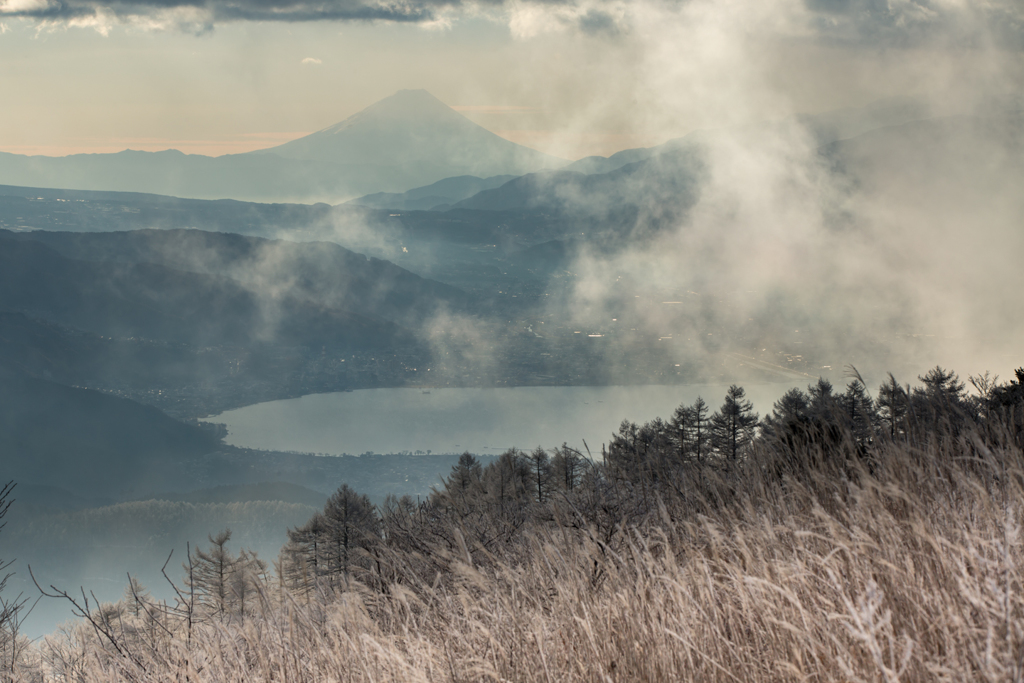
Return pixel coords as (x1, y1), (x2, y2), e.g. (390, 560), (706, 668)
(3, 0), (1021, 159)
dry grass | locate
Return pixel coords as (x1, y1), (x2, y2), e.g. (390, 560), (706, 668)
(8, 421), (1024, 682)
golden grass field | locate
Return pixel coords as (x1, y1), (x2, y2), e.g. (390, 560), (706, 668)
(4, 382), (1024, 682)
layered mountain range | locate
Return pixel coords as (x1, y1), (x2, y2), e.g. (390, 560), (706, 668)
(0, 90), (563, 203)
(1, 94), (1020, 499)
(3, 91), (1022, 643)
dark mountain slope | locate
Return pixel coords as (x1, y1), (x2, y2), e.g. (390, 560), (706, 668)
(347, 174), (517, 211)
(0, 370), (217, 498)
(0, 311), (231, 390)
(0, 233), (409, 351)
(4, 228), (471, 327)
(562, 147), (657, 175)
(452, 144), (708, 239)
(0, 183), (335, 236)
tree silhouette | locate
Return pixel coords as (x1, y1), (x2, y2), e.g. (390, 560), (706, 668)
(710, 385), (759, 460)
(0, 481), (25, 673)
(485, 448), (528, 506)
(321, 484), (379, 588)
(186, 529), (237, 619)
(877, 374), (909, 440)
(283, 512), (328, 595)
(527, 447), (553, 503)
(551, 444), (586, 492)
(671, 396), (711, 464)
(448, 453), (483, 499)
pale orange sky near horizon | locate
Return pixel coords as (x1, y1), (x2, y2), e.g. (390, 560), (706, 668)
(0, 87), (669, 160)
(1, 5), (1019, 163)
(0, 126), (663, 161)
(0, 11), (963, 164)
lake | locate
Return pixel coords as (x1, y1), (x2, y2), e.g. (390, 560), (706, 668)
(204, 383), (806, 457)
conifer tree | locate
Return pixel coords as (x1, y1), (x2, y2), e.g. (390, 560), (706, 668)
(842, 380), (878, 446)
(231, 549), (267, 622)
(808, 377), (836, 419)
(877, 374), (909, 439)
(527, 446), (553, 503)
(322, 484), (379, 588)
(607, 420), (641, 474)
(917, 366), (966, 408)
(448, 452), (483, 499)
(186, 529), (237, 619)
(671, 397), (711, 464)
(0, 481), (22, 653)
(122, 576), (150, 619)
(551, 444), (586, 492)
(710, 385), (759, 460)
(282, 512), (328, 595)
(485, 448), (528, 505)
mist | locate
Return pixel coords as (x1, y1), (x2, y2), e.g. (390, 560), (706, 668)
(2, 0), (1024, 653)
(478, 0), (1024, 389)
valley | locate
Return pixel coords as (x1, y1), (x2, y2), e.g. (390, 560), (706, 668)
(0, 86), (1021, 647)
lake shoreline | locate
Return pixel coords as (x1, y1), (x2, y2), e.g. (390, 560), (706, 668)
(201, 382), (815, 458)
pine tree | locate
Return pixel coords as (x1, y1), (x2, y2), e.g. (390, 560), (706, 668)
(710, 385), (759, 460)
(527, 446), (553, 503)
(877, 374), (909, 439)
(766, 388), (810, 423)
(917, 366), (966, 408)
(282, 512), (328, 595)
(485, 448), (528, 505)
(231, 549), (267, 622)
(671, 397), (711, 464)
(448, 452), (483, 500)
(322, 485), (380, 588)
(551, 444), (586, 492)
(807, 377), (836, 419)
(122, 576), (150, 619)
(0, 481), (25, 659)
(842, 380), (877, 446)
(186, 529), (237, 619)
(607, 420), (641, 474)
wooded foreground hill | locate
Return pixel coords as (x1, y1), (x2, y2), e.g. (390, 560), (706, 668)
(2, 364), (1022, 680)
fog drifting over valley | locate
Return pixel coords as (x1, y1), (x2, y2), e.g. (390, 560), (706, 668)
(2, 0), (1024, 653)
(412, 0), (1024, 388)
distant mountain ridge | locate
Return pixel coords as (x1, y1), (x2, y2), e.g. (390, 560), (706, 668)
(5, 228), (469, 323)
(254, 90), (563, 177)
(559, 96), (933, 177)
(332, 97), (936, 217)
(0, 232), (410, 350)
(437, 98), (944, 218)
(0, 90), (564, 203)
(346, 174), (517, 210)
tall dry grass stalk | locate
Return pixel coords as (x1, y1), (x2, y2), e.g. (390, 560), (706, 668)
(10, 419), (1024, 682)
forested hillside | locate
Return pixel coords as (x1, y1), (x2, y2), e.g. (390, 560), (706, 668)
(3, 364), (1022, 680)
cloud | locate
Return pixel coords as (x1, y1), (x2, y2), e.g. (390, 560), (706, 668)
(805, 0), (1024, 48)
(301, 56), (322, 64)
(1, 0), (450, 30)
(0, 0), (54, 13)
(3, 0), (1021, 45)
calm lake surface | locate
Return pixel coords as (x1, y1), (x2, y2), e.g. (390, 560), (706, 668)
(205, 383), (805, 456)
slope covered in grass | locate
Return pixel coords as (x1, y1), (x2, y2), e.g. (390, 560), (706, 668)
(4, 367), (1024, 681)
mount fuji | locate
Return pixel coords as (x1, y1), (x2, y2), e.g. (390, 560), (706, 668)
(0, 90), (564, 203)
